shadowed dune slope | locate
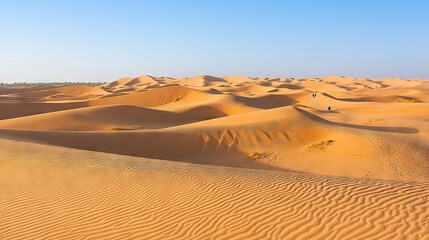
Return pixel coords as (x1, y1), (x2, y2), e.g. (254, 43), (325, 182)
(1, 106), (428, 182)
(176, 75), (227, 87)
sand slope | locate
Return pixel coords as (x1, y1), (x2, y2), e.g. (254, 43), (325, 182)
(0, 105), (205, 131)
(90, 84), (219, 108)
(1, 105), (428, 182)
(1, 75), (429, 239)
(1, 138), (428, 240)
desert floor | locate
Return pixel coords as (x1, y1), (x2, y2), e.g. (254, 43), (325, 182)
(0, 75), (428, 239)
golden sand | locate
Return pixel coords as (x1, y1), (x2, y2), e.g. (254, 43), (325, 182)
(1, 75), (428, 239)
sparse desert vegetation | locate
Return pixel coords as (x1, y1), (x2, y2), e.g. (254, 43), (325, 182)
(306, 139), (335, 151)
(396, 97), (421, 103)
(247, 151), (270, 160)
(0, 82), (106, 88)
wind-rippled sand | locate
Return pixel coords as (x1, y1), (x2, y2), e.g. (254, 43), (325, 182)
(1, 139), (428, 240)
(1, 75), (429, 239)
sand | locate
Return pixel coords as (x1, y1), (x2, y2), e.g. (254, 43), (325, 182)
(0, 75), (428, 239)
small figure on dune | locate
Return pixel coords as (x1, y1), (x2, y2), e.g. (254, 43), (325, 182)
(312, 92), (317, 98)
(328, 105), (332, 112)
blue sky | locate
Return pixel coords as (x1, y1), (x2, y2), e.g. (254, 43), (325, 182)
(0, 0), (428, 82)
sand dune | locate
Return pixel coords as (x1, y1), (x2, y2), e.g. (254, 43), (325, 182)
(101, 75), (173, 93)
(0, 105), (205, 131)
(0, 85), (109, 102)
(90, 84), (219, 108)
(0, 86), (52, 95)
(2, 104), (427, 182)
(0, 102), (87, 120)
(1, 75), (429, 239)
(0, 138), (428, 240)
(176, 75), (228, 87)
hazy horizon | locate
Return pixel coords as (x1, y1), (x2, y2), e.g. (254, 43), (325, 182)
(1, 74), (428, 85)
(1, 0), (428, 83)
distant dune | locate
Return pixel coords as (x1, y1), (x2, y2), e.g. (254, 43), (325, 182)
(1, 75), (428, 239)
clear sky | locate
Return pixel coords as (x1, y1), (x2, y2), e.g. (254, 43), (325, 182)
(0, 0), (428, 82)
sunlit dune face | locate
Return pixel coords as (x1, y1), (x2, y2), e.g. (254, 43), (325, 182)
(1, 76), (428, 239)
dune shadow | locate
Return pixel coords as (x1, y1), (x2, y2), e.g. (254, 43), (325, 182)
(0, 130), (287, 173)
(294, 107), (419, 134)
(276, 84), (303, 90)
(316, 109), (340, 114)
(234, 95), (297, 109)
(373, 81), (391, 88)
(321, 92), (367, 102)
(203, 75), (228, 83)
